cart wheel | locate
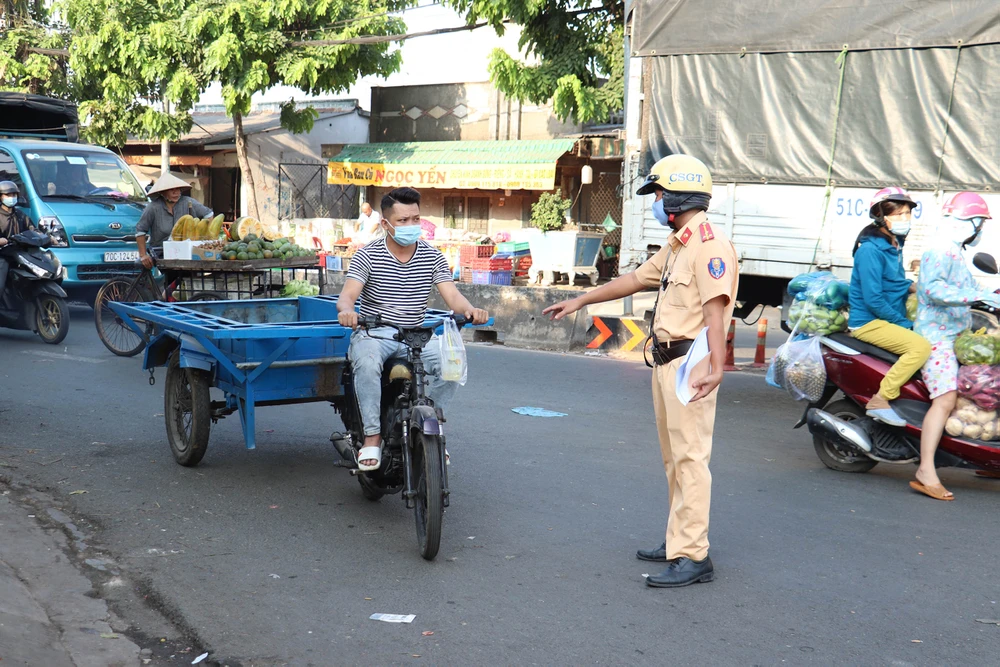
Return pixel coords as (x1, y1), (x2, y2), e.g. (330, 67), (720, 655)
(412, 430), (444, 560)
(188, 291), (225, 302)
(94, 277), (151, 357)
(165, 351), (211, 467)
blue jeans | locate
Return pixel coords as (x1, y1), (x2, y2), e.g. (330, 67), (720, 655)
(348, 327), (458, 437)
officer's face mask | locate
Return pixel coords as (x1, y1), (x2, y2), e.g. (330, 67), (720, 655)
(652, 190), (704, 228)
(1, 195), (16, 208)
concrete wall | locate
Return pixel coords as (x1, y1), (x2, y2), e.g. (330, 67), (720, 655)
(243, 111), (370, 224)
(322, 273), (592, 352)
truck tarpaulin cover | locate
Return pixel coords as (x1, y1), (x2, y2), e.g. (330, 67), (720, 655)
(632, 0), (1000, 55)
(634, 1), (1000, 189)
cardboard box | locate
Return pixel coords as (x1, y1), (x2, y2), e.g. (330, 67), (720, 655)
(190, 245), (220, 261)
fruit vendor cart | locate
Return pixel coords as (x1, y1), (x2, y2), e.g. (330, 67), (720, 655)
(107, 296), (453, 466)
(158, 256), (325, 300)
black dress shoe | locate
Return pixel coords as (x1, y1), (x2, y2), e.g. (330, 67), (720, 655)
(646, 556), (714, 588)
(636, 541), (668, 562)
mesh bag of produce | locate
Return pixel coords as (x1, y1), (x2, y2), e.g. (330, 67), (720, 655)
(957, 365), (1000, 410)
(945, 397), (999, 441)
(954, 328), (1000, 366)
(786, 300), (849, 336)
(767, 332), (827, 402)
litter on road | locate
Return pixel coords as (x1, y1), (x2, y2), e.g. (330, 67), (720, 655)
(370, 613), (416, 623)
(192, 653), (209, 664)
(511, 407), (568, 417)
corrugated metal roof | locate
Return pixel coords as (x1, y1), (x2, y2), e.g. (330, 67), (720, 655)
(332, 139), (576, 165)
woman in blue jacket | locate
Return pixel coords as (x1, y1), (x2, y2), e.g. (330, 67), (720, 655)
(848, 188), (931, 426)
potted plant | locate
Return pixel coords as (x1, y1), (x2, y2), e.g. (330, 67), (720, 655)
(523, 192), (604, 286)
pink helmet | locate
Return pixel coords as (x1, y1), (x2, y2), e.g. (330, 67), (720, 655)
(869, 186), (915, 221)
(942, 191), (992, 220)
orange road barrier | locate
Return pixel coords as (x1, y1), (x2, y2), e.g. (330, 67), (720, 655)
(724, 319), (737, 371)
(754, 319), (768, 368)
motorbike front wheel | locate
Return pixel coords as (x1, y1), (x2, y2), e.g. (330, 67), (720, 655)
(412, 430), (444, 560)
(35, 294), (69, 344)
(813, 399), (878, 473)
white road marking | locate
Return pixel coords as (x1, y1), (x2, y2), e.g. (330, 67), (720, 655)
(23, 350), (106, 364)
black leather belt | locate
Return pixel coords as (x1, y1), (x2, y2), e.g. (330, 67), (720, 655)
(651, 338), (693, 366)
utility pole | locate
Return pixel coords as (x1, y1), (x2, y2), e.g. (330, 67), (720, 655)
(160, 98), (171, 176)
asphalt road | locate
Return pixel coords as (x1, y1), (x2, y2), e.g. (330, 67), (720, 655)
(1, 307), (999, 665)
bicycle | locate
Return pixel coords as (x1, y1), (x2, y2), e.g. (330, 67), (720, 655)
(93, 254), (221, 356)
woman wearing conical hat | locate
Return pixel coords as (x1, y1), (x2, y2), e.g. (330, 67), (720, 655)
(136, 172), (213, 269)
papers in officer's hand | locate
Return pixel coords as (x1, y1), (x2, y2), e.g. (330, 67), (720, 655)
(675, 327), (711, 406)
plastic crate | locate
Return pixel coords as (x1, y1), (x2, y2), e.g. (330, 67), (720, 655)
(460, 267), (473, 283)
(472, 270), (513, 286)
(470, 257), (513, 271)
(460, 244), (496, 264)
(514, 255), (532, 275)
(496, 241), (530, 254)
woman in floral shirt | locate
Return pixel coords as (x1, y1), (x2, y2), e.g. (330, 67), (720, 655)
(914, 192), (1000, 500)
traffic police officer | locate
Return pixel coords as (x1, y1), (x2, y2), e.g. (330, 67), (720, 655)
(543, 154), (739, 587)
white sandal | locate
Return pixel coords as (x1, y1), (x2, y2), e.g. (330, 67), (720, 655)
(357, 445), (382, 472)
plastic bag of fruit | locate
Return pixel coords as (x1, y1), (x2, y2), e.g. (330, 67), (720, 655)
(786, 300), (849, 336)
(767, 331), (827, 402)
(954, 328), (1000, 366)
(957, 364), (1000, 410)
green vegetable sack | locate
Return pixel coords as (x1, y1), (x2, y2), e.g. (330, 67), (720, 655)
(280, 279), (320, 298)
(954, 328), (1000, 366)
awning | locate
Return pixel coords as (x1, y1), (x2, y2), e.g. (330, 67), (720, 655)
(327, 140), (576, 191)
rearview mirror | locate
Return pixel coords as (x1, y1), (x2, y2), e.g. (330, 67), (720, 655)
(973, 252), (999, 275)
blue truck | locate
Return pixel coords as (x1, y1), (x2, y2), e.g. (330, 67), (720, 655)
(0, 93), (147, 302)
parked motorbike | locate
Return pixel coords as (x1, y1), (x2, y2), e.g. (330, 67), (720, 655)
(0, 229), (70, 344)
(799, 252), (1000, 474)
(329, 314), (470, 560)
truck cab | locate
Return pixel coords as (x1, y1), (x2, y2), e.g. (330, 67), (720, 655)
(0, 140), (148, 302)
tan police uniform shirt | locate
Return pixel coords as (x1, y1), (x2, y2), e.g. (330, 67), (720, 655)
(634, 212), (739, 343)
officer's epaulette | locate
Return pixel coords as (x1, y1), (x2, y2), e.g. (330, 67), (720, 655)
(699, 222), (714, 242)
(679, 227), (693, 245)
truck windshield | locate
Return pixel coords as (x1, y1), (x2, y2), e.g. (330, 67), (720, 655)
(20, 150), (148, 202)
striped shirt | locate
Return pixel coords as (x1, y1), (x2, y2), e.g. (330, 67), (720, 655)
(346, 238), (452, 327)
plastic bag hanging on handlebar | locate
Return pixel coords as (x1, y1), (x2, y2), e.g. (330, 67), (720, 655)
(438, 317), (468, 385)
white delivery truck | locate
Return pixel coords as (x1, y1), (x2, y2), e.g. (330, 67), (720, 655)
(620, 1), (1000, 321)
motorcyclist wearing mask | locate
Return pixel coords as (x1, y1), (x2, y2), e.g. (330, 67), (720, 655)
(0, 181), (34, 304)
(848, 188), (931, 427)
(336, 186), (489, 472)
(912, 192), (1000, 501)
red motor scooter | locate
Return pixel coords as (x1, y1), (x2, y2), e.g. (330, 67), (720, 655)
(799, 253), (1000, 474)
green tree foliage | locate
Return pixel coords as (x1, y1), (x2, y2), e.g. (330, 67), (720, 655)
(0, 1), (72, 97)
(447, 0), (624, 124)
(531, 191), (572, 232)
(182, 0), (412, 218)
(64, 0), (203, 146)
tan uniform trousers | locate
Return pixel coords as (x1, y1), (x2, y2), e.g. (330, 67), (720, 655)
(652, 356), (717, 562)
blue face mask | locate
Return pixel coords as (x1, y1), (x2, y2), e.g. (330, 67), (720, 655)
(387, 222), (421, 246)
(652, 199), (670, 226)
(1, 196), (16, 208)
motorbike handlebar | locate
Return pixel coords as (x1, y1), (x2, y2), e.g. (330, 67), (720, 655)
(358, 313), (471, 331)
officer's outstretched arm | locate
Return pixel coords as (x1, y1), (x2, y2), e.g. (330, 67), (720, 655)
(543, 272), (644, 320)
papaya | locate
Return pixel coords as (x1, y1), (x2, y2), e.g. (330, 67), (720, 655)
(195, 219), (210, 240)
(170, 217), (187, 241)
(182, 215), (199, 240)
(235, 216), (258, 240)
(207, 214), (225, 240)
